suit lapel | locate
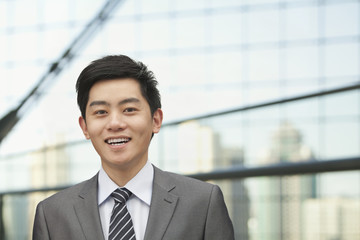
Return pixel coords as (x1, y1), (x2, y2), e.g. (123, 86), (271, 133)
(74, 174), (105, 240)
(144, 167), (179, 240)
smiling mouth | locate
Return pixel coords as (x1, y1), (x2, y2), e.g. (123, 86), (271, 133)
(105, 138), (131, 146)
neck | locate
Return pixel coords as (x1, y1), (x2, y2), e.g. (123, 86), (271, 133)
(102, 161), (147, 187)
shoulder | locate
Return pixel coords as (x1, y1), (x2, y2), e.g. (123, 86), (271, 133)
(38, 174), (98, 208)
(153, 166), (218, 197)
(152, 166), (233, 230)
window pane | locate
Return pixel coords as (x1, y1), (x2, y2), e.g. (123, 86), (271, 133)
(285, 6), (318, 41)
(247, 9), (280, 43)
(325, 2), (359, 38)
(284, 45), (319, 80)
(324, 43), (359, 77)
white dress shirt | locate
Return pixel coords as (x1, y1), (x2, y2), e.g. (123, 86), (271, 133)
(98, 161), (154, 240)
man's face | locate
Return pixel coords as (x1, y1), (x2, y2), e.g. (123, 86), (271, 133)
(79, 78), (162, 174)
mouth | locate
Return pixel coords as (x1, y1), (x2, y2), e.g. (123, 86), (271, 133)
(105, 137), (131, 146)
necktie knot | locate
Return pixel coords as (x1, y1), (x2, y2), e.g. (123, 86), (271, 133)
(111, 188), (132, 204)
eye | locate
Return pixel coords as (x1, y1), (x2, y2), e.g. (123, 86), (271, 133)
(95, 110), (108, 115)
(124, 108), (137, 113)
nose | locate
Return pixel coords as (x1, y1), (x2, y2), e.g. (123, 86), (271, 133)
(106, 112), (126, 131)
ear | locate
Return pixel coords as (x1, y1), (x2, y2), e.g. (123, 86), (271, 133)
(79, 116), (90, 139)
(152, 108), (163, 134)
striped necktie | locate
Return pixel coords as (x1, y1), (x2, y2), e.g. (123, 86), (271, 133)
(108, 188), (136, 240)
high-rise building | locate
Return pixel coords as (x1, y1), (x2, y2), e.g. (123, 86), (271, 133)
(256, 121), (316, 240)
(303, 198), (360, 240)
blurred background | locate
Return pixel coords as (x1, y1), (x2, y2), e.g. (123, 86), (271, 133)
(0, 0), (360, 239)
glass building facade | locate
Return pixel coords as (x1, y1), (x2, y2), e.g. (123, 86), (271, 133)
(0, 0), (359, 239)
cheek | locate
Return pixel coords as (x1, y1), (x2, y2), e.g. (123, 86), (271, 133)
(86, 123), (103, 138)
(133, 119), (154, 137)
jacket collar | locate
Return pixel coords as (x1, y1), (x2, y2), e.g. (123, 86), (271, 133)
(143, 166), (179, 240)
(74, 174), (105, 240)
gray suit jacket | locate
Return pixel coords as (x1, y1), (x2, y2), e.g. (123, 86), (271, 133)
(33, 166), (235, 240)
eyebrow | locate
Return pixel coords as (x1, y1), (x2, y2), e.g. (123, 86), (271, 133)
(89, 100), (109, 107)
(118, 97), (140, 105)
(89, 98), (140, 107)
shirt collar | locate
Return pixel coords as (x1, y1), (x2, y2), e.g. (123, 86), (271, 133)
(98, 161), (154, 206)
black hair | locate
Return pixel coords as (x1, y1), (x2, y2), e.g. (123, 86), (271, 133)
(76, 55), (161, 119)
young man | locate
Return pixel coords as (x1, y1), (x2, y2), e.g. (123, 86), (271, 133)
(33, 55), (235, 240)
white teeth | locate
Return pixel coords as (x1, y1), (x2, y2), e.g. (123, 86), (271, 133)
(106, 138), (130, 145)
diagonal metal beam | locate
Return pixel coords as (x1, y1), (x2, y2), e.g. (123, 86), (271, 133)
(0, 0), (124, 144)
(163, 82), (360, 126)
(187, 157), (360, 181)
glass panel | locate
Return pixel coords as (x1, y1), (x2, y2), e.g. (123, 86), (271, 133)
(103, 22), (137, 53)
(210, 12), (243, 46)
(140, 0), (170, 14)
(140, 19), (171, 51)
(324, 43), (359, 78)
(242, 0), (280, 5)
(175, 16), (206, 48)
(210, 0), (243, 8)
(12, 32), (39, 63)
(0, 1), (6, 29)
(12, 0), (40, 27)
(247, 9), (280, 43)
(284, 45), (319, 80)
(172, 0), (207, 11)
(323, 121), (360, 159)
(42, 0), (70, 24)
(245, 85), (281, 103)
(248, 49), (280, 82)
(285, 6), (318, 41)
(42, 27), (72, 60)
(210, 52), (243, 84)
(324, 90), (360, 117)
(324, 2), (359, 38)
